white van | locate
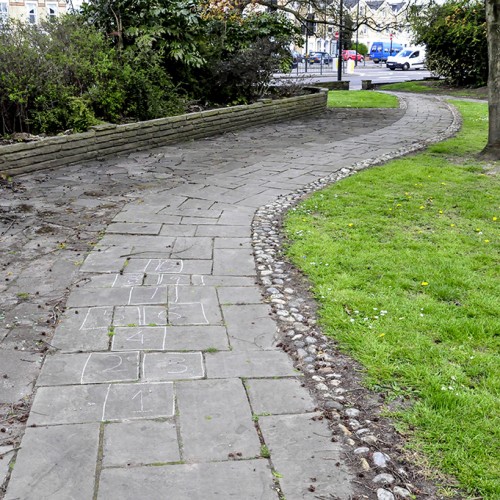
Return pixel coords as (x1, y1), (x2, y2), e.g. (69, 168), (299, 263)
(386, 47), (426, 71)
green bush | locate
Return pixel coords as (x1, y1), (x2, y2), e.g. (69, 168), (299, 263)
(191, 11), (301, 105)
(409, 0), (487, 86)
(356, 42), (368, 56)
(0, 15), (185, 136)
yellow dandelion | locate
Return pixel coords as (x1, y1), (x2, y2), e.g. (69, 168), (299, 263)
(493, 217), (497, 221)
(378, 333), (386, 338)
(439, 210), (443, 214)
(419, 206), (425, 210)
(484, 239), (490, 243)
(348, 223), (354, 227)
(451, 223), (455, 227)
(421, 281), (429, 286)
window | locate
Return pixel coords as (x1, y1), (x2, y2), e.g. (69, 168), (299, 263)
(26, 2), (37, 23)
(0, 2), (8, 23)
(47, 3), (57, 18)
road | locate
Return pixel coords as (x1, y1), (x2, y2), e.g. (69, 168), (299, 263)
(275, 60), (433, 90)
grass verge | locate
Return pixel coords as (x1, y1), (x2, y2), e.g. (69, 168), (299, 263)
(380, 80), (488, 100)
(327, 90), (399, 108)
(283, 100), (499, 499)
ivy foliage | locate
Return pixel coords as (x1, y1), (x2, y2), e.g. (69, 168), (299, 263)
(409, 0), (487, 86)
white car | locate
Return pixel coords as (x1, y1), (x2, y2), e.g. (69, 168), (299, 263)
(386, 47), (426, 71)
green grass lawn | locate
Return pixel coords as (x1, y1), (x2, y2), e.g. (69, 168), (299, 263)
(284, 100), (499, 499)
(380, 81), (488, 100)
(327, 90), (399, 108)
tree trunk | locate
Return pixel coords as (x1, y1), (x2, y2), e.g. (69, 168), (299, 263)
(481, 0), (500, 159)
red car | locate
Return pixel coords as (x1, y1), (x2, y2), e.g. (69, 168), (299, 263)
(342, 50), (364, 62)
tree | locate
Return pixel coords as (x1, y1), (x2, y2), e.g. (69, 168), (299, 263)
(481, 0), (500, 159)
(409, 0), (487, 86)
(81, 0), (205, 66)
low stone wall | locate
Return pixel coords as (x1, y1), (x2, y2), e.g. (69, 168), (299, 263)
(320, 81), (350, 91)
(0, 88), (327, 176)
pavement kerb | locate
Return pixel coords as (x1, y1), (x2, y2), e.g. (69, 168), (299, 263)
(2, 93), (460, 500)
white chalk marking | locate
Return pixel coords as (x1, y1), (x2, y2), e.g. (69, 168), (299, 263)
(80, 353), (93, 384)
(101, 384), (112, 421)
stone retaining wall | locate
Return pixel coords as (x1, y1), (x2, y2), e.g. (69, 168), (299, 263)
(0, 88), (327, 176)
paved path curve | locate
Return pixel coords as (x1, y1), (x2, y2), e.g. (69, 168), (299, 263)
(4, 94), (458, 500)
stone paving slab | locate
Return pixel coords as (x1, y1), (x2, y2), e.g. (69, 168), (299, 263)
(217, 285), (263, 304)
(142, 352), (205, 381)
(196, 225), (251, 237)
(28, 382), (174, 425)
(259, 413), (353, 499)
(213, 237), (252, 249)
(222, 304), (277, 350)
(110, 325), (229, 351)
(51, 325), (110, 352)
(213, 248), (255, 276)
(0, 446), (15, 490)
(124, 258), (212, 275)
(36, 351), (140, 386)
(143, 273), (191, 286)
(102, 420), (180, 466)
(4, 423), (100, 500)
(79, 246), (131, 273)
(0, 350), (42, 403)
(97, 459), (276, 499)
(171, 236), (213, 259)
(113, 305), (167, 326)
(176, 378), (260, 461)
(107, 222), (162, 235)
(66, 286), (169, 308)
(246, 378), (316, 415)
(205, 351), (296, 379)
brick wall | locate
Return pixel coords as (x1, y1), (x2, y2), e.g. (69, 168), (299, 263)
(0, 89), (327, 176)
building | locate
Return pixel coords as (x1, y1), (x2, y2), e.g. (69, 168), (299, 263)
(345, 0), (413, 50)
(286, 0), (413, 57)
(0, 0), (68, 24)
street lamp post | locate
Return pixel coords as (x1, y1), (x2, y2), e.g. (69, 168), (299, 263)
(337, 0), (343, 81)
(355, 0), (360, 67)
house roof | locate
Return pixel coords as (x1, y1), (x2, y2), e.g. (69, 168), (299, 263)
(366, 0), (385, 10)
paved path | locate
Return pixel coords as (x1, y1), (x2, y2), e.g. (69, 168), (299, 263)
(4, 94), (458, 500)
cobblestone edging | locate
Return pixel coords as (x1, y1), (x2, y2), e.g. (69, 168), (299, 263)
(0, 88), (327, 177)
(251, 98), (462, 500)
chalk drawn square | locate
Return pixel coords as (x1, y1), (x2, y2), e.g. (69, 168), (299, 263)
(143, 352), (205, 381)
(81, 352), (140, 384)
(111, 273), (143, 288)
(78, 307), (114, 330)
(128, 286), (168, 305)
(102, 382), (174, 421)
(168, 303), (209, 325)
(146, 259), (184, 274)
(111, 327), (167, 351)
(113, 306), (167, 327)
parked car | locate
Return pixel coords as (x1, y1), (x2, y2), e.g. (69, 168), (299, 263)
(386, 47), (426, 70)
(306, 51), (333, 65)
(342, 50), (364, 62)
